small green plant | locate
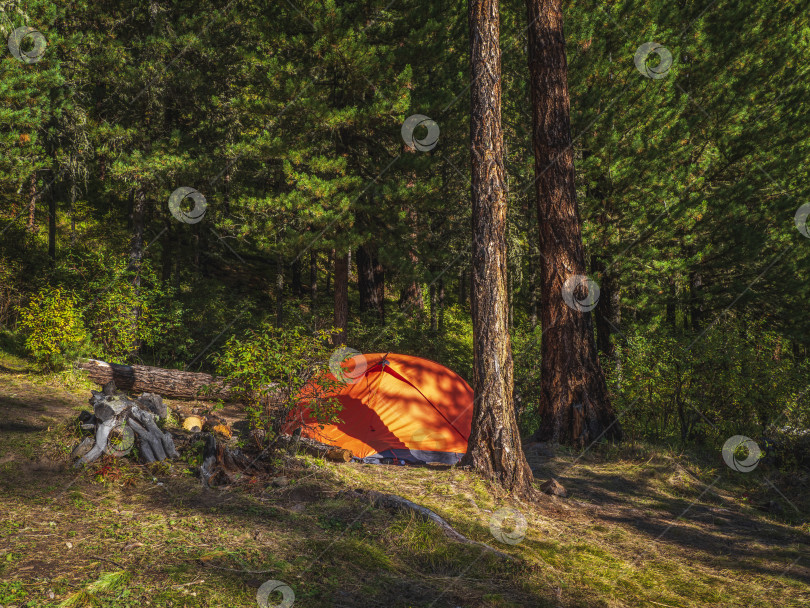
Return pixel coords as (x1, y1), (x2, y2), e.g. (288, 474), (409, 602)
(17, 287), (88, 369)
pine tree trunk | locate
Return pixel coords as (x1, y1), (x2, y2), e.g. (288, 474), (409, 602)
(334, 252), (349, 345)
(326, 249), (333, 293)
(438, 277), (445, 333)
(357, 244), (385, 323)
(70, 177), (77, 247)
(526, 203), (539, 328)
(27, 174), (37, 233)
(276, 253), (284, 326)
(429, 280), (437, 331)
(525, 0), (621, 446)
(463, 0), (536, 498)
(161, 220), (173, 285)
(291, 258), (302, 296)
(310, 249), (318, 317)
(128, 186), (146, 357)
(47, 180), (56, 265)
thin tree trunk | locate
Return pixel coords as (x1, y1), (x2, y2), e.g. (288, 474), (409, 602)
(128, 186), (146, 357)
(47, 179), (56, 264)
(27, 174), (37, 233)
(429, 280), (437, 331)
(310, 249), (318, 318)
(462, 0), (536, 498)
(357, 244), (385, 323)
(526, 203), (539, 328)
(291, 258), (302, 296)
(525, 0), (621, 446)
(438, 277), (445, 333)
(326, 249), (334, 293)
(276, 253), (284, 327)
(333, 253), (349, 345)
(161, 220), (173, 285)
(69, 177), (77, 247)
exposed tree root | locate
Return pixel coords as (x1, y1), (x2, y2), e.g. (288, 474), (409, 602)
(349, 488), (517, 561)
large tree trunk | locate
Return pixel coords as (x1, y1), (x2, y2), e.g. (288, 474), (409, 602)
(462, 0), (536, 499)
(525, 0), (621, 446)
(357, 243), (385, 323)
(333, 252), (349, 345)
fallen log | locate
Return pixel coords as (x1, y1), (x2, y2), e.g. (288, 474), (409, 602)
(349, 488), (516, 560)
(76, 359), (235, 400)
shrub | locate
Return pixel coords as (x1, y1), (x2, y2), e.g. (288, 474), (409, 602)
(17, 287), (88, 369)
(215, 325), (345, 443)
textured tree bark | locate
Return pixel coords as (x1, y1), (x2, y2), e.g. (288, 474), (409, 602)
(27, 174), (37, 233)
(463, 0), (536, 499)
(76, 358), (237, 400)
(333, 252), (349, 345)
(525, 0), (621, 446)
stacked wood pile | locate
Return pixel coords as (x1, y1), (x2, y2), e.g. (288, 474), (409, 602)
(71, 381), (179, 467)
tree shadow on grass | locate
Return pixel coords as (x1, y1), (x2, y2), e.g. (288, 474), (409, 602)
(544, 460), (810, 589)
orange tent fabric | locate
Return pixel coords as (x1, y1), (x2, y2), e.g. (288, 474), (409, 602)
(283, 353), (474, 464)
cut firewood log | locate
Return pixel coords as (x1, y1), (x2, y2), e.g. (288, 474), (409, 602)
(325, 448), (352, 462)
(198, 432), (259, 487)
(129, 405), (179, 461)
(76, 359), (238, 400)
(72, 384), (179, 466)
(73, 417), (116, 468)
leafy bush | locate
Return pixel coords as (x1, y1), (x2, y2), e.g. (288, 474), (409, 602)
(17, 287), (88, 369)
(82, 257), (187, 363)
(215, 325), (345, 443)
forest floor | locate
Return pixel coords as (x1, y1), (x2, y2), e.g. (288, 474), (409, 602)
(0, 352), (808, 608)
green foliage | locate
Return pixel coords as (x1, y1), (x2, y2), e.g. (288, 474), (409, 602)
(215, 325), (345, 441)
(17, 287), (87, 369)
(82, 258), (186, 364)
(610, 315), (809, 444)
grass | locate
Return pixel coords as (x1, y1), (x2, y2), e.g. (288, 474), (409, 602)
(0, 357), (808, 607)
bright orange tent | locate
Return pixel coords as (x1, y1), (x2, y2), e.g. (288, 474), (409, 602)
(283, 353), (474, 464)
